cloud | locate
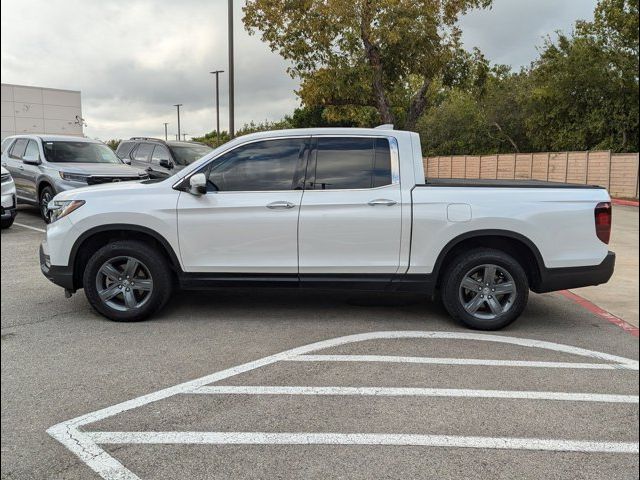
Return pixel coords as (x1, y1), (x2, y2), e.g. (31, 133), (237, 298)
(459, 0), (598, 69)
(2, 0), (596, 140)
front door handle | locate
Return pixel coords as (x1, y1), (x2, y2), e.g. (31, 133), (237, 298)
(18, 165), (24, 170)
(368, 198), (397, 206)
(266, 201), (296, 209)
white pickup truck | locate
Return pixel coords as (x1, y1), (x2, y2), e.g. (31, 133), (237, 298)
(39, 127), (615, 329)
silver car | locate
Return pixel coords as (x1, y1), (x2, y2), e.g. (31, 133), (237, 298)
(0, 135), (148, 222)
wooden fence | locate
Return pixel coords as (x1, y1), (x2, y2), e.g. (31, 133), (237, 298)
(424, 151), (640, 199)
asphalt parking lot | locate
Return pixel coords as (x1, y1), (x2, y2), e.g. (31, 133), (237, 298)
(1, 206), (639, 480)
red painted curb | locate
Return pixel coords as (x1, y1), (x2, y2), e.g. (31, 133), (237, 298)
(558, 290), (639, 337)
(612, 198), (639, 207)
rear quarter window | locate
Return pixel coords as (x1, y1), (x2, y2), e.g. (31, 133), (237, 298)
(116, 141), (136, 159)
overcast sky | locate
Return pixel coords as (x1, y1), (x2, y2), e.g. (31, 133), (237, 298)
(1, 0), (598, 141)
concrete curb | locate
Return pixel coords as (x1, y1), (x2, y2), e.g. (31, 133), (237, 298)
(559, 290), (639, 338)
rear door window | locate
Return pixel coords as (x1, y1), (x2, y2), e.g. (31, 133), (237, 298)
(116, 141), (136, 159)
(9, 139), (28, 159)
(151, 145), (172, 165)
(131, 143), (154, 163)
(312, 137), (392, 190)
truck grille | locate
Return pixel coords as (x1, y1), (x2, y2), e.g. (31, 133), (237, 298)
(87, 174), (148, 185)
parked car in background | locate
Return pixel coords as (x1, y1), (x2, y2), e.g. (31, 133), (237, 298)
(116, 138), (212, 179)
(39, 127), (615, 330)
(1, 166), (17, 229)
(1, 135), (148, 222)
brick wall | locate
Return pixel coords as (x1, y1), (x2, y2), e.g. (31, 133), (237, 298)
(424, 151), (639, 199)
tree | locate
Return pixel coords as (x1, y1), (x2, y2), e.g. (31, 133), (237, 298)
(105, 139), (121, 150)
(523, 0), (638, 152)
(243, 0), (492, 130)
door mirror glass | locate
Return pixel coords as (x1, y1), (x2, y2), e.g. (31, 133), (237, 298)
(189, 173), (207, 195)
(121, 157), (131, 165)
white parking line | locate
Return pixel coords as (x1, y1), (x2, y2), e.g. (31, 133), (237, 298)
(87, 431), (639, 454)
(290, 354), (640, 370)
(47, 331), (640, 480)
(191, 385), (639, 403)
(13, 222), (45, 233)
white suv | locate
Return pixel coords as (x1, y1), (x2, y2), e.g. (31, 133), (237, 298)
(1, 166), (17, 228)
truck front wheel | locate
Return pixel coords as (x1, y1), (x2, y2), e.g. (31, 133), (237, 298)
(83, 240), (173, 322)
(441, 248), (529, 330)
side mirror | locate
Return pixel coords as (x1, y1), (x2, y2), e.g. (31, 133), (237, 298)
(23, 154), (41, 165)
(189, 173), (207, 196)
(159, 159), (174, 169)
(120, 157), (131, 165)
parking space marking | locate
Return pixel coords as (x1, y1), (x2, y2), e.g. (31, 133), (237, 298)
(47, 331), (639, 480)
(86, 431), (638, 454)
(290, 354), (639, 370)
(12, 222), (45, 233)
(191, 385), (638, 403)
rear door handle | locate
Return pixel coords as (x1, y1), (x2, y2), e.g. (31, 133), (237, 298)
(368, 199), (397, 206)
(266, 201), (296, 209)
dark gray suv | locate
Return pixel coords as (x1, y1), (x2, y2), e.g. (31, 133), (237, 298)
(116, 138), (212, 179)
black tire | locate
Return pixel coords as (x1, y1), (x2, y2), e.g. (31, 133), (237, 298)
(83, 240), (173, 322)
(440, 248), (529, 330)
(39, 185), (55, 223)
(1, 216), (15, 229)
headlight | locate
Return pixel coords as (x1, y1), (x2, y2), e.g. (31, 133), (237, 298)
(59, 171), (89, 183)
(47, 200), (85, 222)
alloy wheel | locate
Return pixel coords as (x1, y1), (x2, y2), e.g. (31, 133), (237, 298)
(95, 256), (153, 312)
(458, 264), (517, 320)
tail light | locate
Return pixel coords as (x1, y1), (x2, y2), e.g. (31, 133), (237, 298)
(594, 202), (612, 244)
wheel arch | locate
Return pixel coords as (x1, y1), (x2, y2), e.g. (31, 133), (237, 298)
(432, 229), (545, 290)
(69, 224), (182, 290)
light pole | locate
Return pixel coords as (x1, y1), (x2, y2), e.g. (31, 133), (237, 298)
(173, 104), (183, 140)
(163, 122), (169, 141)
(228, 0), (235, 138)
(182, 133), (188, 141)
(210, 70), (224, 142)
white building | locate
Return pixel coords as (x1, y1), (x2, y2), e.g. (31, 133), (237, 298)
(1, 83), (83, 140)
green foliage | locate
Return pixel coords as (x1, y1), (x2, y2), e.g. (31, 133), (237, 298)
(105, 139), (121, 150)
(419, 0), (639, 155)
(192, 118), (294, 148)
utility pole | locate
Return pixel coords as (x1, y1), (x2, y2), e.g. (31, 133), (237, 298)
(182, 133), (188, 141)
(174, 104), (183, 140)
(228, 0), (235, 138)
(163, 122), (169, 141)
(210, 70), (224, 142)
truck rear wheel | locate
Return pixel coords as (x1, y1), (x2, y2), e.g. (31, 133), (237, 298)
(83, 240), (173, 322)
(441, 248), (529, 330)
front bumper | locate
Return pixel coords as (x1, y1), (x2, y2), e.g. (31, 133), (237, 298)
(533, 251), (616, 293)
(1, 192), (17, 221)
(40, 242), (75, 290)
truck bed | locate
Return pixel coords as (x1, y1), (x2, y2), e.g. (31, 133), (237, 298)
(419, 178), (605, 189)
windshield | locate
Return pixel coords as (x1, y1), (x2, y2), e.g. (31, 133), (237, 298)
(43, 141), (122, 164)
(169, 144), (213, 166)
